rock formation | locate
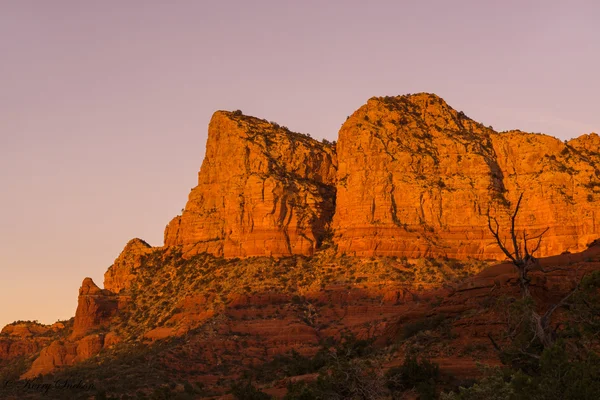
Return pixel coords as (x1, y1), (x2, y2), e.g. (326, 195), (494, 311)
(20, 333), (108, 379)
(3, 94), (600, 391)
(18, 279), (122, 379)
(333, 93), (600, 259)
(490, 130), (600, 256)
(161, 97), (599, 260)
(164, 111), (337, 258)
(0, 337), (48, 360)
(0, 321), (66, 361)
(20, 340), (78, 379)
(1, 323), (52, 338)
(71, 278), (119, 339)
(104, 238), (153, 293)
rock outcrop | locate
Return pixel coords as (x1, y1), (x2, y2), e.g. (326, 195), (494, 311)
(20, 333), (107, 379)
(333, 93), (600, 259)
(0, 322), (66, 361)
(1, 322), (51, 338)
(104, 238), (153, 293)
(18, 278), (121, 379)
(71, 278), (119, 339)
(0, 338), (47, 360)
(490, 130), (600, 256)
(164, 111), (337, 258)
(568, 132), (600, 155)
(75, 334), (105, 360)
(20, 340), (78, 379)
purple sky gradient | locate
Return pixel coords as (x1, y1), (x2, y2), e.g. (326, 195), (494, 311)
(1, 1), (598, 328)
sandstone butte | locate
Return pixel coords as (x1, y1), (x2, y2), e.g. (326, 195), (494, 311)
(159, 93), (599, 263)
(163, 111), (337, 259)
(2, 92), (600, 387)
(106, 92), (600, 360)
(333, 94), (600, 259)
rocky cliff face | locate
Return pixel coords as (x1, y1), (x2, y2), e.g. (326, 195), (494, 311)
(162, 98), (599, 260)
(71, 278), (120, 339)
(104, 238), (152, 293)
(164, 111), (337, 258)
(333, 93), (600, 259)
(490, 130), (600, 256)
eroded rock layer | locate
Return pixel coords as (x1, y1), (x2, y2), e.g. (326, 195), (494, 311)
(333, 93), (600, 259)
(164, 111), (337, 258)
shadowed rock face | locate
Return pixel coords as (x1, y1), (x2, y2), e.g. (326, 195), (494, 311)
(164, 111), (337, 258)
(0, 338), (46, 360)
(333, 93), (600, 259)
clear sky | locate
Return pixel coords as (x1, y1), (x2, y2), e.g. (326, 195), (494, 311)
(0, 0), (598, 329)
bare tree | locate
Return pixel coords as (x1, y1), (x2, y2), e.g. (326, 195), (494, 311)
(487, 192), (582, 349)
(487, 193), (548, 297)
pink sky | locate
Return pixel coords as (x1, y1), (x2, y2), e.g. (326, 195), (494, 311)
(1, 1), (599, 328)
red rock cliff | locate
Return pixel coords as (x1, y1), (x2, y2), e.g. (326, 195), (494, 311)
(490, 130), (600, 255)
(164, 111), (337, 258)
(71, 278), (119, 339)
(332, 93), (600, 259)
(104, 238), (152, 293)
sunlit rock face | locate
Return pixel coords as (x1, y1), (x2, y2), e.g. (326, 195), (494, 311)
(164, 111), (337, 258)
(332, 93), (600, 259)
(164, 96), (600, 260)
(103, 238), (152, 293)
(71, 278), (118, 339)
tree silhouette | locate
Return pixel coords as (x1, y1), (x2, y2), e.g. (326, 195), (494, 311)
(487, 192), (583, 349)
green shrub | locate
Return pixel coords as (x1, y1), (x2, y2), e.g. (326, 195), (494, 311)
(230, 381), (271, 400)
(252, 349), (327, 382)
(443, 345), (600, 400)
(400, 314), (448, 340)
(440, 372), (513, 400)
(285, 357), (385, 400)
(386, 353), (439, 399)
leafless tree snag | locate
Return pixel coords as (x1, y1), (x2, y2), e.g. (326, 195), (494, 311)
(487, 192), (549, 297)
(487, 192), (582, 349)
